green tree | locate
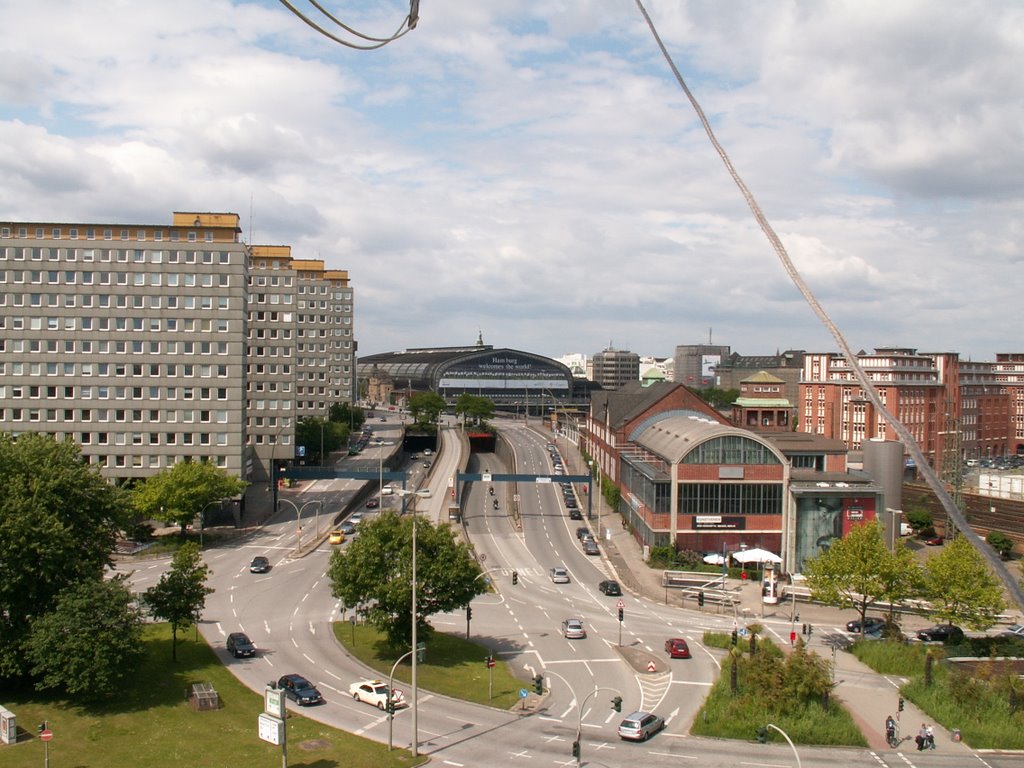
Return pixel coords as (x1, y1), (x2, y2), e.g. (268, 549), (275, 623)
(25, 576), (144, 700)
(454, 394), (495, 429)
(408, 391), (447, 431)
(904, 506), (933, 534)
(142, 542), (214, 661)
(697, 387), (741, 410)
(0, 433), (129, 677)
(923, 535), (1006, 630)
(327, 511), (485, 648)
(804, 521), (920, 635)
(329, 401), (363, 432)
(296, 416), (346, 464)
(132, 460), (247, 538)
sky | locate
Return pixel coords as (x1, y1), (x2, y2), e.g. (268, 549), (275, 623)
(1, 1), (1021, 362)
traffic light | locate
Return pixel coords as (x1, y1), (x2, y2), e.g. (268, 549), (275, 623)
(611, 696), (622, 712)
(898, 697), (905, 712)
(617, 606), (624, 622)
(466, 605), (472, 621)
(698, 591), (705, 607)
(757, 726), (768, 744)
(512, 570), (518, 586)
(533, 674), (544, 695)
(571, 740), (580, 759)
(37, 721), (46, 734)
(731, 629), (738, 646)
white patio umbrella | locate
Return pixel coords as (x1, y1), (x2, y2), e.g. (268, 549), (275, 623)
(703, 553), (726, 565)
(731, 547), (782, 565)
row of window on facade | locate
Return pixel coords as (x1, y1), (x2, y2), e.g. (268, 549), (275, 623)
(4, 407), (232, 423)
(3, 386), (231, 401)
(3, 363), (229, 380)
(1, 270), (233, 288)
(0, 245), (228, 260)
(82, 453), (230, 470)
(1, 339), (231, 357)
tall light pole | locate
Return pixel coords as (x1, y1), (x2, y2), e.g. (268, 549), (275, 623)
(374, 440), (395, 505)
(393, 486), (432, 757)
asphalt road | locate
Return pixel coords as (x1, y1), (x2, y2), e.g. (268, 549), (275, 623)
(115, 419), (1024, 768)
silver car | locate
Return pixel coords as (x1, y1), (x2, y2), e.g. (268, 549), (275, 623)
(617, 710), (665, 741)
(561, 618), (586, 639)
(549, 567), (570, 584)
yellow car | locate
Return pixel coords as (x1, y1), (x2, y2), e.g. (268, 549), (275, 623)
(328, 530), (346, 545)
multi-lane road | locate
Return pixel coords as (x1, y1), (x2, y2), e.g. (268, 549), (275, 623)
(118, 418), (1024, 768)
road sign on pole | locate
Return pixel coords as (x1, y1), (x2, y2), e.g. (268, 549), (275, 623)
(40, 729), (53, 742)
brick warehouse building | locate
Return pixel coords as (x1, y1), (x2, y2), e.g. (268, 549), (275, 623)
(584, 381), (881, 573)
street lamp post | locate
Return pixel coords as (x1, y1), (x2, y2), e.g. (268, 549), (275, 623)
(392, 486), (432, 757)
(763, 723), (802, 768)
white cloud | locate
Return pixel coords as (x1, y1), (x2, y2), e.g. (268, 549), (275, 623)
(0, 0), (1021, 361)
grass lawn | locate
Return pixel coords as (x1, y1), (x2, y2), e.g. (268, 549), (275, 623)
(0, 624), (425, 768)
(333, 622), (527, 710)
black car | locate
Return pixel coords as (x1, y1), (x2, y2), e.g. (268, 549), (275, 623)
(917, 624), (964, 643)
(249, 556), (270, 574)
(277, 674), (323, 706)
(576, 527), (591, 540)
(846, 616), (886, 634)
(226, 632), (256, 658)
(569, 508), (583, 520)
(598, 580), (622, 596)
(582, 539), (600, 556)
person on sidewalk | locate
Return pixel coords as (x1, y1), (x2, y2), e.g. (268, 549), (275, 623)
(916, 723), (928, 751)
(925, 724), (935, 750)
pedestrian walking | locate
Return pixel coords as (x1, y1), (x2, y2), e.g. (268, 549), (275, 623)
(916, 723), (927, 751)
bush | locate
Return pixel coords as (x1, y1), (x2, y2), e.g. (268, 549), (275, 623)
(986, 530), (1014, 559)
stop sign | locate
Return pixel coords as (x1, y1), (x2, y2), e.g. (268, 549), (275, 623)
(40, 729), (53, 742)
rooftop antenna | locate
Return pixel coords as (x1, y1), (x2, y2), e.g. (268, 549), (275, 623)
(708, 327), (713, 344)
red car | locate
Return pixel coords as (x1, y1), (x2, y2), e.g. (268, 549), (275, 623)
(665, 638), (691, 659)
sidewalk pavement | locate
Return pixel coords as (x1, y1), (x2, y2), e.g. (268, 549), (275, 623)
(553, 432), (975, 756)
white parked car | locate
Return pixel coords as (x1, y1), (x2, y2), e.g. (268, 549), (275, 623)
(348, 679), (406, 711)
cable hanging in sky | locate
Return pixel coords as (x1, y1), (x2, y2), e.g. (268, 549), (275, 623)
(633, 0), (1024, 613)
(277, 0), (419, 50)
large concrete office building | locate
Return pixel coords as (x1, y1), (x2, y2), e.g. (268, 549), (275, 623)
(0, 212), (355, 486)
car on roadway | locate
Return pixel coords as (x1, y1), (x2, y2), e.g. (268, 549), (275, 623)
(249, 556), (270, 574)
(226, 632), (256, 658)
(328, 530), (346, 545)
(338, 520), (356, 535)
(379, 416), (387, 422)
(924, 535), (944, 546)
(917, 624), (965, 643)
(582, 538), (600, 556)
(365, 499), (379, 509)
(617, 711), (665, 741)
(576, 527), (591, 540)
(598, 580), (622, 596)
(277, 674), (323, 706)
(846, 616), (886, 634)
(349, 512), (365, 524)
(665, 638), (691, 658)
(569, 508), (583, 520)
(549, 567), (570, 584)
(561, 618), (586, 639)
(349, 679), (405, 711)
(1001, 623), (1024, 639)
(422, 461), (431, 468)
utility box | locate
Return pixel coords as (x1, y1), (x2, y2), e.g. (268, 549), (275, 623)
(0, 705), (15, 745)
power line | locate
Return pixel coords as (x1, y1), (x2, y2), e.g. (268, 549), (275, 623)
(277, 0), (418, 50)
